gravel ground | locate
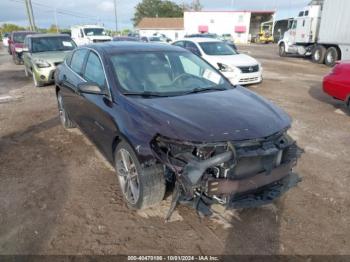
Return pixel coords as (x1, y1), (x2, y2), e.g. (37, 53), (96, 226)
(0, 43), (349, 255)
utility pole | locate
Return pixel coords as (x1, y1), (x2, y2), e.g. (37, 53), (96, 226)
(54, 7), (59, 32)
(24, 0), (36, 31)
(24, 0), (33, 31)
(114, 0), (118, 33)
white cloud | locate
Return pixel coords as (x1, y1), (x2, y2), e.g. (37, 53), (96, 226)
(98, 1), (114, 12)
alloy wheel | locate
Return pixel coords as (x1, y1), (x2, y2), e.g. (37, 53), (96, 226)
(115, 148), (140, 205)
(57, 94), (66, 125)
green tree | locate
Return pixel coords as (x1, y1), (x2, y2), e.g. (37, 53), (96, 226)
(0, 23), (26, 34)
(47, 24), (59, 33)
(186, 0), (203, 11)
(133, 0), (183, 27)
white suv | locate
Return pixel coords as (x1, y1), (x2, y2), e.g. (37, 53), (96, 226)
(173, 38), (262, 85)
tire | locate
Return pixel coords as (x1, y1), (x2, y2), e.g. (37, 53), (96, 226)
(24, 66), (29, 77)
(114, 140), (166, 210)
(57, 92), (76, 129)
(32, 73), (43, 87)
(311, 45), (326, 64)
(325, 47), (339, 67)
(279, 43), (286, 57)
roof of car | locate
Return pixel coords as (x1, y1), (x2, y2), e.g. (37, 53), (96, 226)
(85, 41), (187, 54)
(182, 37), (222, 43)
(12, 31), (36, 34)
(28, 33), (70, 38)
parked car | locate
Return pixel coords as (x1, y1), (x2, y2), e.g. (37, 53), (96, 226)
(140, 36), (164, 43)
(185, 33), (219, 39)
(54, 42), (301, 218)
(8, 31), (37, 64)
(2, 33), (9, 47)
(71, 25), (112, 46)
(153, 33), (172, 43)
(113, 36), (140, 42)
(173, 38), (262, 85)
(23, 34), (76, 87)
(323, 61), (350, 111)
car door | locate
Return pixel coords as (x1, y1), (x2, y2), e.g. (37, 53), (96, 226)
(76, 50), (117, 158)
(59, 48), (89, 123)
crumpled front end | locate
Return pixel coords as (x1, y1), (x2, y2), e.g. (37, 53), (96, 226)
(150, 129), (302, 218)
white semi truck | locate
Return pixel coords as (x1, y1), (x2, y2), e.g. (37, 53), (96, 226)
(278, 0), (350, 67)
(71, 25), (112, 46)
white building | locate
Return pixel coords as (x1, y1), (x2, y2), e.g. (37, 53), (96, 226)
(136, 17), (185, 41)
(184, 11), (275, 43)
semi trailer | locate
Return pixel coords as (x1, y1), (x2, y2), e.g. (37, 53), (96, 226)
(278, 0), (350, 67)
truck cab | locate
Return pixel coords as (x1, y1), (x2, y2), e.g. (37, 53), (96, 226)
(278, 0), (350, 67)
(71, 25), (112, 46)
(279, 5), (322, 56)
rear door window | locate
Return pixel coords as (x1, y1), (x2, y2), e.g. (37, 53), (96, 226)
(70, 49), (88, 74)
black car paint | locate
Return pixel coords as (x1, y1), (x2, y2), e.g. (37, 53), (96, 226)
(56, 42), (291, 166)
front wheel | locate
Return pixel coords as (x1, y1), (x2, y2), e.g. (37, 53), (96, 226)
(24, 66), (29, 77)
(279, 43), (286, 57)
(114, 141), (166, 210)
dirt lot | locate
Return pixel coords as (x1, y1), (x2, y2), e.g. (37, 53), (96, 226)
(0, 43), (349, 255)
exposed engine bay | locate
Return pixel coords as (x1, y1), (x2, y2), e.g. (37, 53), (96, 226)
(151, 129), (302, 220)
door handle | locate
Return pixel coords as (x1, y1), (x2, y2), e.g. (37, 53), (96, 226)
(63, 74), (67, 80)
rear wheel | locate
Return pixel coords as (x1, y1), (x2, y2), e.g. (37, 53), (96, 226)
(325, 47), (339, 67)
(57, 92), (76, 129)
(311, 45), (326, 64)
(114, 140), (166, 210)
(279, 43), (286, 57)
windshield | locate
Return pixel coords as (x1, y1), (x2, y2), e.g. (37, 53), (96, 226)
(13, 32), (32, 43)
(110, 51), (232, 96)
(199, 42), (237, 56)
(149, 37), (161, 42)
(31, 37), (76, 53)
(84, 28), (105, 36)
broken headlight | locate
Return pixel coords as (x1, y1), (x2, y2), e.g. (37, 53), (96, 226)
(150, 135), (229, 172)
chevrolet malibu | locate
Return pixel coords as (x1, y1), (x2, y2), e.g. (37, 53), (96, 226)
(55, 42), (301, 219)
(23, 34), (76, 87)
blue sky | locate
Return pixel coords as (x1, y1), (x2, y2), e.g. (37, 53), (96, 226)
(0, 0), (310, 29)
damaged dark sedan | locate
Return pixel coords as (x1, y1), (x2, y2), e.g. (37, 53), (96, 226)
(55, 42), (301, 219)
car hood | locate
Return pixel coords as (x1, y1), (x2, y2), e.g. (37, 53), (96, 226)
(126, 86), (291, 142)
(32, 51), (72, 64)
(205, 53), (259, 68)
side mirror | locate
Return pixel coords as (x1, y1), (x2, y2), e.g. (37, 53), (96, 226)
(78, 82), (105, 95)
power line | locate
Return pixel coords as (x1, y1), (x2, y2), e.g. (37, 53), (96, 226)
(9, 0), (107, 20)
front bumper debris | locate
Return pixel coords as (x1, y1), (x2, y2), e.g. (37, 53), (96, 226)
(150, 131), (302, 220)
